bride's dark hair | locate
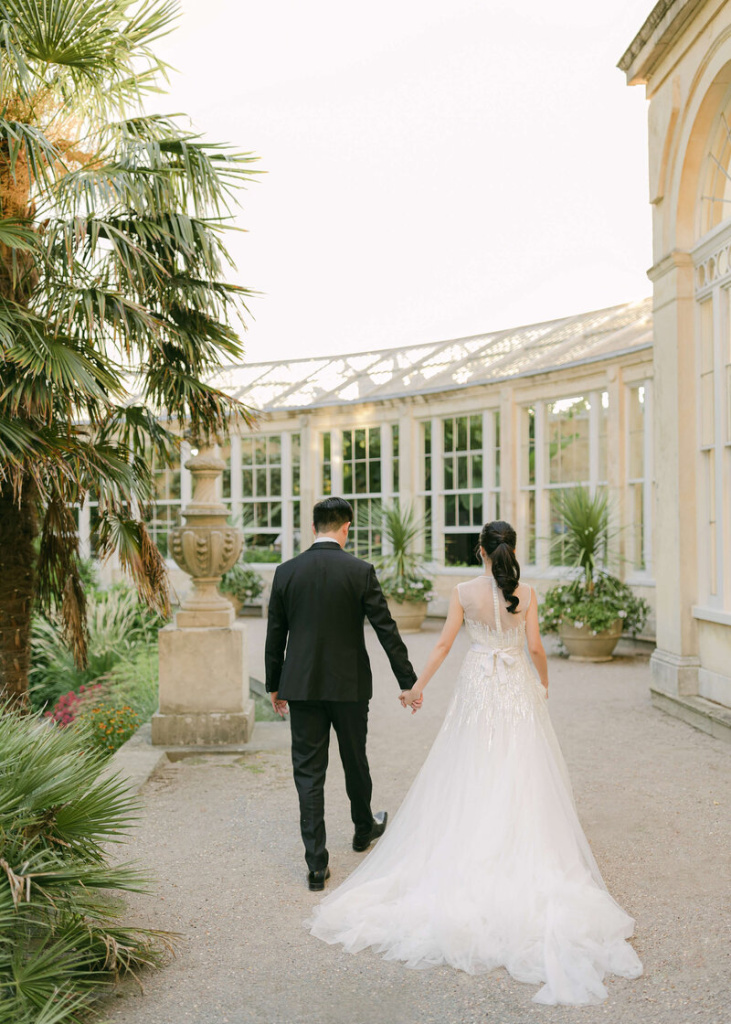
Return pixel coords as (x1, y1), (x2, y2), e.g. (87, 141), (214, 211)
(479, 521), (520, 614)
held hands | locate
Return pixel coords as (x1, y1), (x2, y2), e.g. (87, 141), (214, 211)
(399, 688), (423, 714)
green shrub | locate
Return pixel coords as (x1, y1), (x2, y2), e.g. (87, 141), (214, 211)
(0, 710), (169, 1023)
(219, 564), (265, 603)
(29, 586), (166, 714)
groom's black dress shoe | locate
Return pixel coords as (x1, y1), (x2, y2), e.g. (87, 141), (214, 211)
(308, 867), (330, 891)
(353, 811), (388, 852)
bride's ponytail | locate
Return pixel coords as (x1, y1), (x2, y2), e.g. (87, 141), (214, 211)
(479, 521), (520, 614)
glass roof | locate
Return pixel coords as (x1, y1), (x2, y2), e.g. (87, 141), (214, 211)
(209, 299), (652, 412)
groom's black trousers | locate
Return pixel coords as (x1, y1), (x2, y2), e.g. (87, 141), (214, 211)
(288, 700), (373, 872)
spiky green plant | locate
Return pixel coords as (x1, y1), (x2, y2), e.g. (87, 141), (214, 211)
(0, 0), (258, 707)
(371, 502), (433, 604)
(374, 502), (424, 580)
(0, 708), (171, 1023)
(550, 487), (611, 592)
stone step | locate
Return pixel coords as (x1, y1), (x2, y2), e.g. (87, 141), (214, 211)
(651, 688), (731, 744)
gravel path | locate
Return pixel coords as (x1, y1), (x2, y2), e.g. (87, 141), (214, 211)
(100, 619), (731, 1024)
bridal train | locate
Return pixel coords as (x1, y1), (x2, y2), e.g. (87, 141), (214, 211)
(308, 575), (642, 1006)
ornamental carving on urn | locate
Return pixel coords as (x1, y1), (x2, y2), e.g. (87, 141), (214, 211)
(169, 447), (243, 627)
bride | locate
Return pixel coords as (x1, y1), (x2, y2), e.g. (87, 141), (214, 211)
(308, 520), (643, 1006)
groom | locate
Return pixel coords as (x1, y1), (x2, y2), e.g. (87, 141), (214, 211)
(265, 496), (418, 891)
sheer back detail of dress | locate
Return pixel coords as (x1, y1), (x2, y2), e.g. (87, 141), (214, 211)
(457, 576), (530, 649)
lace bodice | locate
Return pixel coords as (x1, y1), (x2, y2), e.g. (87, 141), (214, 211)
(457, 575), (529, 651)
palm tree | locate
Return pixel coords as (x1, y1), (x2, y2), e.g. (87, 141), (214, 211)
(0, 0), (257, 706)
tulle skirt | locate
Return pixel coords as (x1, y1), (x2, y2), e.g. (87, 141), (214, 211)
(308, 648), (643, 1005)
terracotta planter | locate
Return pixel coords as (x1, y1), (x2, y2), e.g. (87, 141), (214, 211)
(558, 619), (623, 662)
(387, 598), (428, 634)
(223, 593), (243, 616)
(223, 593), (265, 618)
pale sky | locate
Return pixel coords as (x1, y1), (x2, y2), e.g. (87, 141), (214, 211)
(153, 0), (654, 363)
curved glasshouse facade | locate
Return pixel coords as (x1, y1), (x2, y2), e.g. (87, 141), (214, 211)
(87, 297), (655, 628)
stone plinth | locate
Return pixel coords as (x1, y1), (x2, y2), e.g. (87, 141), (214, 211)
(153, 444), (255, 748)
(152, 620), (254, 746)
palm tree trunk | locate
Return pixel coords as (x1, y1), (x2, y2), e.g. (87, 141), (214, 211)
(0, 481), (37, 708)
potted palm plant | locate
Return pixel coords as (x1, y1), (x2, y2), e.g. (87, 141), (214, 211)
(373, 503), (434, 634)
(539, 488), (649, 661)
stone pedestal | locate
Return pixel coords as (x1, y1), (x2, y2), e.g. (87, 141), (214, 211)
(152, 621), (254, 745)
(153, 445), (255, 747)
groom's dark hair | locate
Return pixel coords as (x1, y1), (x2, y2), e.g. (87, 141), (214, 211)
(313, 496), (353, 533)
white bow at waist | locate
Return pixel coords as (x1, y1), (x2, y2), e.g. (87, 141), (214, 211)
(469, 644), (518, 685)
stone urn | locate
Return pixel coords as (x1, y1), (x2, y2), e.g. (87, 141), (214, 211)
(558, 619), (623, 662)
(169, 448), (243, 628)
(152, 446), (254, 748)
(387, 598), (428, 634)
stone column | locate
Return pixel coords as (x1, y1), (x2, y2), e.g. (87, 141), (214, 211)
(648, 252), (700, 695)
(152, 447), (255, 746)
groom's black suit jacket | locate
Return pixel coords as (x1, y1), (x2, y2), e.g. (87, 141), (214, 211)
(265, 541), (417, 701)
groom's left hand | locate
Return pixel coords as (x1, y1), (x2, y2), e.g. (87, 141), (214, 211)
(399, 689), (423, 714)
(270, 692), (289, 717)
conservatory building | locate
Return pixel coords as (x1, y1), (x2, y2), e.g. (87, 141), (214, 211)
(621, 0), (731, 733)
(87, 298), (656, 628)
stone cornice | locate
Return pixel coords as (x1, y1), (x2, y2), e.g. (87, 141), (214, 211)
(647, 249), (694, 281)
(618, 0), (711, 85)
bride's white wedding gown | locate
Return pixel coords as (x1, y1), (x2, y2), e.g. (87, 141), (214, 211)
(308, 576), (643, 1006)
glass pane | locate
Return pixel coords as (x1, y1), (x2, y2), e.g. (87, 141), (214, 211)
(355, 429), (366, 458)
(458, 493), (470, 526)
(241, 438), (253, 465)
(322, 432), (331, 461)
(343, 463), (353, 493)
(444, 532), (480, 567)
(392, 424), (399, 456)
(700, 299), (714, 374)
(424, 495), (432, 559)
(243, 469), (253, 497)
(291, 433), (301, 462)
(549, 489), (570, 566)
(271, 502), (282, 528)
(472, 495), (483, 525)
(445, 494), (456, 526)
(425, 457), (432, 491)
(457, 455), (468, 490)
(355, 461), (367, 493)
(471, 454), (483, 489)
(457, 417), (467, 452)
(424, 421), (432, 455)
(494, 410), (501, 447)
(470, 415), (482, 450)
(170, 469), (181, 500)
(255, 502), (268, 528)
(443, 418), (453, 452)
(268, 435), (281, 464)
(343, 430), (352, 461)
(322, 465), (331, 495)
(270, 467), (281, 496)
(443, 457), (454, 489)
(369, 427), (381, 458)
(256, 469), (267, 495)
(393, 458), (400, 494)
(369, 461), (381, 493)
(255, 438), (266, 465)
